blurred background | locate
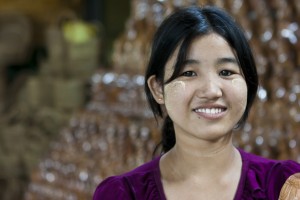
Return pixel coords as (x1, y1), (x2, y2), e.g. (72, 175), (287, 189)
(0, 0), (299, 199)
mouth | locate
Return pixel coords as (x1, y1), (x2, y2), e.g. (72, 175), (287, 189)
(194, 107), (226, 114)
(193, 106), (227, 119)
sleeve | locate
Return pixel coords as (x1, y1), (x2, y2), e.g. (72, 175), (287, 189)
(93, 176), (133, 200)
(267, 160), (300, 200)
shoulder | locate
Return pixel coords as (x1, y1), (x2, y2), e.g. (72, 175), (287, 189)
(266, 159), (300, 194)
(93, 156), (162, 200)
(93, 176), (132, 200)
(239, 149), (300, 199)
(241, 149), (300, 178)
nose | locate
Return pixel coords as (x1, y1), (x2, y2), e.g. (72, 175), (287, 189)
(196, 75), (222, 100)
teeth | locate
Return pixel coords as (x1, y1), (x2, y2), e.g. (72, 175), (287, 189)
(195, 108), (223, 114)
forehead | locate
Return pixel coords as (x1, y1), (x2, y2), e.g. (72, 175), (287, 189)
(165, 33), (235, 70)
(188, 33), (234, 59)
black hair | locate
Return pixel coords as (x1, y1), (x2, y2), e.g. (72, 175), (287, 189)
(145, 6), (258, 154)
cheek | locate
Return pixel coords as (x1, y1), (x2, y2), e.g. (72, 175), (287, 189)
(230, 78), (248, 110)
(164, 81), (187, 111)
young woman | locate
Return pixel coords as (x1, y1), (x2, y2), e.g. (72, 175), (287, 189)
(93, 6), (300, 199)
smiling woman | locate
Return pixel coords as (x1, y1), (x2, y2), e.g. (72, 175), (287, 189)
(93, 5), (300, 200)
(152, 33), (248, 145)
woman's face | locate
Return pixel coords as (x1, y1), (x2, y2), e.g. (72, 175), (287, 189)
(161, 33), (248, 143)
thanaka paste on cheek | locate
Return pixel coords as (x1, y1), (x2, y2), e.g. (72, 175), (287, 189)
(164, 81), (186, 111)
(231, 78), (247, 110)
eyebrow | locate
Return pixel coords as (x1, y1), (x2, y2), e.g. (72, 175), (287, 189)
(216, 57), (238, 66)
(182, 59), (200, 65)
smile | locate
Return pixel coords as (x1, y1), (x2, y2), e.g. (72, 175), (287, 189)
(194, 108), (225, 114)
(193, 106), (227, 120)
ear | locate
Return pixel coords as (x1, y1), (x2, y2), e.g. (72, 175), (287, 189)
(147, 75), (164, 104)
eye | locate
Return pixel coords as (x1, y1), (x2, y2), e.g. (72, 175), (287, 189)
(219, 70), (233, 77)
(181, 71), (197, 77)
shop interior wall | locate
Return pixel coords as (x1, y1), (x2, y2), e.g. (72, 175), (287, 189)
(0, 1), (130, 200)
(0, 0), (130, 62)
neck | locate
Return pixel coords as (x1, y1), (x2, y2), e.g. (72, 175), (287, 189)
(160, 136), (240, 181)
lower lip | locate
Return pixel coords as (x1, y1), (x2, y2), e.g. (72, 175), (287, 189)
(194, 110), (226, 120)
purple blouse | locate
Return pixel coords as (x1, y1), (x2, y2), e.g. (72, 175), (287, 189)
(93, 149), (300, 199)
